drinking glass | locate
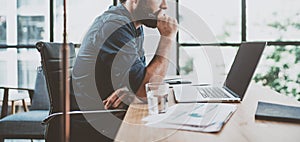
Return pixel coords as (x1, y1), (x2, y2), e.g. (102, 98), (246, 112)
(145, 82), (169, 115)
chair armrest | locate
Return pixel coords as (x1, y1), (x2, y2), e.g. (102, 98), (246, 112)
(0, 87), (34, 100)
(42, 109), (127, 124)
(0, 87), (33, 118)
(0, 86), (34, 91)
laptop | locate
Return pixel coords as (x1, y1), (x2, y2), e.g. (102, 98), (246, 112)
(173, 42), (266, 103)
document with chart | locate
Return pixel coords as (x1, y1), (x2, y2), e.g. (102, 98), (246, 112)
(143, 103), (237, 132)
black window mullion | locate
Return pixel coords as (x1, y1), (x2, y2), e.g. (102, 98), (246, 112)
(113, 0), (118, 6)
(180, 41), (300, 47)
(180, 43), (241, 47)
(242, 0), (246, 41)
(176, 0), (179, 75)
(50, 0), (54, 42)
(0, 45), (36, 49)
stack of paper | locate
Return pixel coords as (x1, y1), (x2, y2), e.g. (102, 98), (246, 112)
(142, 103), (237, 132)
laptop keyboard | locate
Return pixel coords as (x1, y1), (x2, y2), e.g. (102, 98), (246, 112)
(197, 87), (230, 98)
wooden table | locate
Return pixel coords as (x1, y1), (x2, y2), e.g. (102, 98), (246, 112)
(115, 83), (300, 142)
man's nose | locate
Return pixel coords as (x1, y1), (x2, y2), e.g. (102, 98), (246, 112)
(160, 0), (168, 9)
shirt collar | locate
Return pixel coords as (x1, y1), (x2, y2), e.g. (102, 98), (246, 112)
(117, 4), (135, 22)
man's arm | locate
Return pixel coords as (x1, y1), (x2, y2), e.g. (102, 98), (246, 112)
(103, 14), (177, 109)
(135, 14), (178, 99)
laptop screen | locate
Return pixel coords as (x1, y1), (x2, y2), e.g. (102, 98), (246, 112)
(224, 42), (266, 100)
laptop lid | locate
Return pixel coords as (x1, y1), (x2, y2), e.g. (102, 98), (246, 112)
(223, 42), (266, 100)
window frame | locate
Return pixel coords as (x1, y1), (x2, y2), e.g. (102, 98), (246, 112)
(0, 0), (299, 70)
(176, 0), (300, 74)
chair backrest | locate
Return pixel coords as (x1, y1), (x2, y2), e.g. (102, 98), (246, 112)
(37, 42), (125, 142)
(36, 42), (76, 113)
(30, 66), (50, 110)
(36, 42), (76, 142)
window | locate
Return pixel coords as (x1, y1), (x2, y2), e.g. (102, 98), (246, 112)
(17, 0), (49, 45)
(17, 16), (45, 44)
(179, 46), (238, 84)
(0, 0), (113, 88)
(17, 48), (40, 88)
(248, 0), (300, 41)
(0, 16), (6, 44)
(0, 0), (48, 88)
(179, 0), (241, 43)
(177, 0), (300, 100)
(0, 0), (299, 100)
(178, 0), (241, 84)
(54, 0), (112, 43)
(0, 0), (8, 44)
(254, 45), (300, 100)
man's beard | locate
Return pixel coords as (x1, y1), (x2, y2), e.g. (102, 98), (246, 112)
(139, 13), (158, 28)
(133, 5), (160, 28)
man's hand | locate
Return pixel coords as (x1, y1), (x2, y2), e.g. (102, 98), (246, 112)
(157, 11), (178, 39)
(103, 87), (135, 109)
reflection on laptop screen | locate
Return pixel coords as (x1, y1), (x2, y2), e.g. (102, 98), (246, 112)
(224, 42), (266, 99)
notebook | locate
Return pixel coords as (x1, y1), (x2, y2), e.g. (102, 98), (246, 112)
(255, 101), (300, 123)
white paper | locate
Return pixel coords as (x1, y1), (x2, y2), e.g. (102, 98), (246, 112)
(142, 103), (237, 132)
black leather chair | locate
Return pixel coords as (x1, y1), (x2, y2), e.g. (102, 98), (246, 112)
(36, 42), (126, 142)
(0, 66), (50, 142)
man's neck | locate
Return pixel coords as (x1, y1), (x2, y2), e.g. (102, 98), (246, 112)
(122, 3), (142, 29)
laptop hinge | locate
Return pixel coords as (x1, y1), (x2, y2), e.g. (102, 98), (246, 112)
(223, 86), (240, 98)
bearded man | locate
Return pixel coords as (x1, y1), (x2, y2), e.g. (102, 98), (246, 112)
(73, 0), (177, 110)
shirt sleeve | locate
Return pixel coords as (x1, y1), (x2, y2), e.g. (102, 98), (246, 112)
(98, 20), (146, 93)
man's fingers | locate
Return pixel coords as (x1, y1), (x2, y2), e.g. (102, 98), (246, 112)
(110, 90), (120, 100)
(103, 100), (107, 105)
(104, 94), (119, 109)
(104, 99), (113, 109)
(103, 87), (133, 109)
(112, 94), (126, 108)
(103, 91), (124, 109)
(157, 13), (178, 38)
(158, 14), (168, 23)
(156, 9), (165, 19)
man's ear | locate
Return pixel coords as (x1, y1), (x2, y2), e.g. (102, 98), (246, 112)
(129, 0), (138, 4)
(131, 0), (139, 9)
